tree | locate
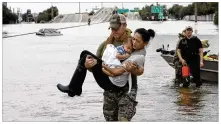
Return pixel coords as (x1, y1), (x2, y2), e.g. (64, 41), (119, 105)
(168, 4), (184, 19)
(36, 6), (59, 23)
(139, 4), (169, 21)
(168, 2), (217, 20)
(139, 5), (150, 20)
(3, 3), (18, 24)
(214, 11), (218, 25)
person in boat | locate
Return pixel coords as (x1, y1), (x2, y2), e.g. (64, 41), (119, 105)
(174, 30), (186, 83)
(177, 26), (204, 87)
(56, 13), (155, 121)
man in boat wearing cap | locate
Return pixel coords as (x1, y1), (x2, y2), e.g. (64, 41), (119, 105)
(177, 26), (204, 87)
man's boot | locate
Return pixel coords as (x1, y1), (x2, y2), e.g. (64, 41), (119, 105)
(57, 59), (87, 97)
(182, 76), (190, 88)
(195, 80), (202, 87)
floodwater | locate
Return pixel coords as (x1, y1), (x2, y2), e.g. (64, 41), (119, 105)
(2, 20), (218, 121)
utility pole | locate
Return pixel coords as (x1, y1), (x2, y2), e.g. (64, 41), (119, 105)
(79, 2), (81, 13)
(51, 3), (53, 19)
(101, 2), (103, 8)
(195, 2), (197, 22)
(122, 2), (123, 9)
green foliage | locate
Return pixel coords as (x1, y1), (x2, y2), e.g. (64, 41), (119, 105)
(214, 11), (218, 25)
(139, 2), (218, 22)
(168, 2), (218, 20)
(139, 4), (168, 20)
(37, 6), (59, 23)
(22, 13), (34, 22)
(3, 3), (18, 24)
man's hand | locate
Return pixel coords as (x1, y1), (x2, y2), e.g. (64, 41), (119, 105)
(84, 55), (97, 70)
(124, 61), (138, 72)
(180, 59), (187, 66)
(124, 53), (130, 59)
(200, 61), (204, 67)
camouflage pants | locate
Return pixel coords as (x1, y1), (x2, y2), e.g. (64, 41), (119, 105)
(103, 88), (138, 121)
(174, 60), (182, 83)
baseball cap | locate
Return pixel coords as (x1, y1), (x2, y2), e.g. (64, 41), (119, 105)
(109, 14), (127, 30)
(185, 26), (193, 31)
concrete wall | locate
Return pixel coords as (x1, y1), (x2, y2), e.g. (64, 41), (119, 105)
(183, 14), (215, 21)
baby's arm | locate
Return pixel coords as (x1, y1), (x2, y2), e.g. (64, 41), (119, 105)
(116, 52), (130, 60)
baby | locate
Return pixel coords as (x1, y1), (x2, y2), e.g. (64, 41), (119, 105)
(102, 39), (133, 77)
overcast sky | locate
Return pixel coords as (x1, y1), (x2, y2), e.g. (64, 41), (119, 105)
(6, 2), (192, 14)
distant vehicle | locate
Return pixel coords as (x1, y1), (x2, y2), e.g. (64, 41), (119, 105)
(59, 15), (63, 18)
(36, 28), (62, 36)
(88, 10), (95, 15)
(3, 31), (8, 37)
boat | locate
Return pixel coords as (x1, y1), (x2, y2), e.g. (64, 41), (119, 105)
(157, 47), (218, 83)
(36, 28), (62, 36)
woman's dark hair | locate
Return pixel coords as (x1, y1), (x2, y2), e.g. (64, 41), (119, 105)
(134, 28), (155, 43)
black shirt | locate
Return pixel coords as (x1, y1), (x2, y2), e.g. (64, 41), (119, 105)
(178, 36), (202, 61)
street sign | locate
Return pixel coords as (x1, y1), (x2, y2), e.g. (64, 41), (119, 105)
(158, 16), (164, 19)
(134, 8), (139, 10)
(130, 9), (139, 12)
(130, 10), (134, 12)
(117, 9), (129, 13)
(151, 6), (163, 13)
(158, 12), (164, 19)
(159, 12), (163, 16)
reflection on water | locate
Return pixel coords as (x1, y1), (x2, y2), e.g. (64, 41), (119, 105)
(175, 87), (204, 116)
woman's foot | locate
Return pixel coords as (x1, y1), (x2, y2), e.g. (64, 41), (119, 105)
(57, 84), (76, 97)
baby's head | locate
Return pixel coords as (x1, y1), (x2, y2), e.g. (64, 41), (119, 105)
(123, 37), (133, 54)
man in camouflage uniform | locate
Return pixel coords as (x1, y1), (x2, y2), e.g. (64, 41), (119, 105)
(174, 30), (186, 83)
(94, 14), (138, 121)
(57, 14), (138, 121)
(57, 14), (137, 121)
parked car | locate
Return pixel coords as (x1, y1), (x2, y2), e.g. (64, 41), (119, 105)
(36, 28), (62, 36)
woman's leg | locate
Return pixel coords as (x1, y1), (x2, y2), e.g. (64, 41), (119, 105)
(80, 51), (120, 91)
(57, 50), (100, 97)
(57, 51), (89, 97)
(90, 60), (121, 91)
(57, 50), (119, 97)
(80, 51), (123, 91)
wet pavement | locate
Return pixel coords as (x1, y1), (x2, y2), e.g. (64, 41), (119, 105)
(3, 21), (219, 121)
